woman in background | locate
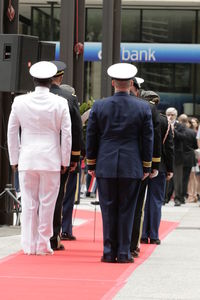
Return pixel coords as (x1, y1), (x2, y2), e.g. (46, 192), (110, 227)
(187, 118), (199, 202)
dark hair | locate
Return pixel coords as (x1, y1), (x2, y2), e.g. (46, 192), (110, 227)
(189, 117), (199, 130)
(33, 77), (52, 87)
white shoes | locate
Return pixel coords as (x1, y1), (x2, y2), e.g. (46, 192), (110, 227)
(24, 250), (54, 256)
(36, 249), (54, 256)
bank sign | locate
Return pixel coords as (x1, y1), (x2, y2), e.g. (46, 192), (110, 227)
(55, 42), (200, 63)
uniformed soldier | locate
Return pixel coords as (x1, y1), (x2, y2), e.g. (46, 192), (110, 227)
(86, 63), (154, 263)
(50, 60), (82, 250)
(141, 91), (174, 244)
(7, 61), (72, 255)
(130, 81), (161, 257)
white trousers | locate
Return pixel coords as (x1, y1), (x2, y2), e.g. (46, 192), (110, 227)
(19, 170), (60, 254)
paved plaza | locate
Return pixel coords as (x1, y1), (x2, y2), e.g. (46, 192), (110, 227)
(0, 199), (200, 300)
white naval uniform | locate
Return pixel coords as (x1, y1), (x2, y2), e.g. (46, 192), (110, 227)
(7, 86), (71, 254)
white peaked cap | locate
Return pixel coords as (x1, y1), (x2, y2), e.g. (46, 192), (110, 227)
(107, 63), (137, 80)
(135, 77), (144, 85)
(29, 61), (57, 79)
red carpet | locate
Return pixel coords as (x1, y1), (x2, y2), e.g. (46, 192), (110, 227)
(0, 210), (178, 300)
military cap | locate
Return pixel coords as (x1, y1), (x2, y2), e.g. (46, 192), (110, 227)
(51, 60), (66, 77)
(135, 77), (144, 87)
(107, 63), (137, 80)
(29, 61), (57, 79)
(140, 90), (160, 104)
(60, 84), (75, 95)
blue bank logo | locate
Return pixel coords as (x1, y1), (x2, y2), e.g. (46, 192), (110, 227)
(55, 42), (200, 64)
(121, 47), (156, 62)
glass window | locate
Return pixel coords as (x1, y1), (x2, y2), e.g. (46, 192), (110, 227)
(31, 7), (60, 41)
(86, 8), (102, 42)
(196, 11), (200, 114)
(198, 10), (200, 43)
(84, 62), (101, 101)
(19, 4), (60, 40)
(121, 9), (140, 42)
(195, 65), (200, 115)
(19, 4), (32, 35)
(138, 63), (193, 114)
(139, 63), (192, 93)
(142, 10), (196, 43)
(19, 15), (31, 35)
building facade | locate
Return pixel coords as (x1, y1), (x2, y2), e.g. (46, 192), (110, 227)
(19, 0), (200, 115)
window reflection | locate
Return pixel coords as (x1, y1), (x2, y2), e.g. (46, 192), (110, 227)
(121, 9), (140, 42)
(138, 63), (193, 114)
(86, 8), (102, 42)
(142, 10), (195, 43)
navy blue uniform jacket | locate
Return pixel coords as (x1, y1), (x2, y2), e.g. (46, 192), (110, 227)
(86, 92), (153, 179)
(50, 84), (82, 163)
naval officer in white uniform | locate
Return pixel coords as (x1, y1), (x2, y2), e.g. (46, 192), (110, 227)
(7, 61), (72, 255)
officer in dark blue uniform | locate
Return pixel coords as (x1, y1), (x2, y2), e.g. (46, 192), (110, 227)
(86, 63), (154, 263)
(141, 91), (174, 244)
(130, 81), (161, 257)
(50, 61), (82, 249)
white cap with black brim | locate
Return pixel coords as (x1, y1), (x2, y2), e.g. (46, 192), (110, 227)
(29, 61), (57, 79)
(107, 63), (137, 80)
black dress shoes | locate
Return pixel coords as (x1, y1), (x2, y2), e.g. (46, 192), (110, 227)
(53, 243), (65, 251)
(50, 235), (65, 250)
(131, 250), (139, 258)
(140, 238), (148, 244)
(164, 198), (170, 205)
(57, 243), (65, 250)
(101, 255), (116, 263)
(150, 239), (161, 245)
(117, 255), (134, 263)
(174, 200), (181, 206)
(91, 201), (100, 205)
(61, 233), (76, 241)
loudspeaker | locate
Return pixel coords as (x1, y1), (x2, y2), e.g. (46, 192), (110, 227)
(0, 35), (56, 93)
(38, 41), (55, 61)
(0, 34), (39, 93)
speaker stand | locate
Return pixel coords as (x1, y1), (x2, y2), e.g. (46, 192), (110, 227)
(0, 184), (21, 226)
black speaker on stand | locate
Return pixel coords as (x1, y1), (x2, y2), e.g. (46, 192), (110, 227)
(38, 41), (56, 61)
(0, 34), (39, 93)
(0, 34), (56, 225)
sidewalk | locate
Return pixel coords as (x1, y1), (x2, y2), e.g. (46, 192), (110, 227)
(115, 201), (200, 300)
(0, 199), (200, 299)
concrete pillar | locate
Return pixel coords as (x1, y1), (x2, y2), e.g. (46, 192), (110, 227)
(60, 0), (85, 103)
(101, 0), (121, 98)
(60, 0), (75, 86)
(73, 0), (85, 103)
